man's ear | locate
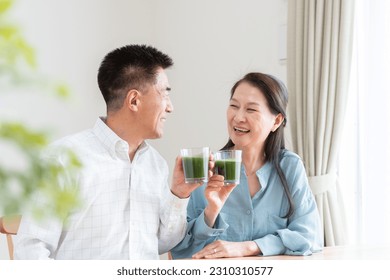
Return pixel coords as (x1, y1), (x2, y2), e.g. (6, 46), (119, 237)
(272, 113), (285, 132)
(126, 89), (140, 112)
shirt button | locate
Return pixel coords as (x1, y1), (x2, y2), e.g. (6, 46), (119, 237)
(246, 210), (251, 215)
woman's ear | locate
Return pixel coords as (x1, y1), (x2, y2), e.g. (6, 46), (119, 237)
(126, 89), (140, 112)
(272, 113), (285, 132)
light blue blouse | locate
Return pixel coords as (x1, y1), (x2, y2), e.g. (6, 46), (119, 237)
(171, 150), (323, 259)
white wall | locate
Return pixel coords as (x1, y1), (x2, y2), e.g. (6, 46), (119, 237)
(0, 0), (287, 259)
(150, 0), (288, 172)
(1, 0), (156, 135)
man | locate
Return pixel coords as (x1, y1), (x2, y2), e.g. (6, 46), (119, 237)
(14, 45), (202, 259)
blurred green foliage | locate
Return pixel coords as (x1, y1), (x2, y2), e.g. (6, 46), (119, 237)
(0, 0), (80, 220)
(0, 0), (70, 97)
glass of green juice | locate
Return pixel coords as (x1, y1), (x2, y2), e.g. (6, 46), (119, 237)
(180, 147), (210, 183)
(214, 150), (242, 184)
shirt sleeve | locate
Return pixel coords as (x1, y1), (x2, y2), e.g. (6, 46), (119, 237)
(254, 195), (323, 256)
(254, 157), (324, 256)
(13, 214), (62, 259)
(13, 146), (69, 260)
(170, 187), (229, 259)
(157, 181), (190, 255)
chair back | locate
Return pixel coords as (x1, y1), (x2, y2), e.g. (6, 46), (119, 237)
(0, 215), (21, 260)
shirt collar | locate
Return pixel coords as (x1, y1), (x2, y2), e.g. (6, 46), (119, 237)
(240, 160), (272, 192)
(93, 117), (149, 160)
(256, 161), (273, 192)
(92, 117), (126, 159)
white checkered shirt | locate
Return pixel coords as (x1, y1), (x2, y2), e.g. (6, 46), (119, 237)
(14, 118), (188, 259)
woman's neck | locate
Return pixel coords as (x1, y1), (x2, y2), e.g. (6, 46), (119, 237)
(236, 145), (266, 176)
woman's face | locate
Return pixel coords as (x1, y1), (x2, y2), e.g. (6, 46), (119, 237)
(227, 81), (281, 150)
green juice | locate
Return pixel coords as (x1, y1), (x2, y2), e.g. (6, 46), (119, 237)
(182, 156), (207, 182)
(215, 159), (240, 183)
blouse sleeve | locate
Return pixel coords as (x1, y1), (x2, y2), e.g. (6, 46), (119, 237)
(255, 155), (323, 256)
(170, 186), (229, 259)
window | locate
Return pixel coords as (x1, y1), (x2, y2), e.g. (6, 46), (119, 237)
(339, 0), (390, 246)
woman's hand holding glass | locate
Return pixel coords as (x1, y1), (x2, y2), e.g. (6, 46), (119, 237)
(203, 151), (241, 227)
(203, 174), (237, 228)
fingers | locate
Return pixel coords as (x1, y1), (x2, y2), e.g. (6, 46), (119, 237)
(204, 249), (223, 259)
(175, 155), (182, 165)
(186, 181), (204, 191)
(206, 175), (225, 190)
(208, 155), (215, 178)
(173, 156), (184, 173)
(224, 183), (237, 192)
(208, 174), (225, 183)
(192, 241), (227, 259)
(192, 246), (222, 259)
(207, 176), (238, 191)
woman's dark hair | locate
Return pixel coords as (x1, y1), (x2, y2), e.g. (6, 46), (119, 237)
(221, 72), (294, 218)
(97, 44), (173, 111)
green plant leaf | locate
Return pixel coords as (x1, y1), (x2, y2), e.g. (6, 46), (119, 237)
(0, 122), (48, 149)
(0, 0), (80, 222)
(55, 83), (71, 98)
(0, 0), (13, 14)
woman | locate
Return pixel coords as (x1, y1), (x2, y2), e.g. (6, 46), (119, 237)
(171, 72), (323, 259)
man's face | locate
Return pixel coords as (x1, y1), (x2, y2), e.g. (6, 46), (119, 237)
(138, 68), (173, 139)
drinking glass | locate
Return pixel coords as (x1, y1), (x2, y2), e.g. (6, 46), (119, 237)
(180, 147), (209, 183)
(214, 150), (242, 184)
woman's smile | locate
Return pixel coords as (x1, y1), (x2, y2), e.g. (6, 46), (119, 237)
(233, 126), (250, 133)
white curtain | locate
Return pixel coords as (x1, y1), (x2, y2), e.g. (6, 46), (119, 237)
(339, 0), (390, 246)
(287, 0), (355, 246)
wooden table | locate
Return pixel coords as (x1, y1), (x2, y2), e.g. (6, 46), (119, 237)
(218, 245), (390, 260)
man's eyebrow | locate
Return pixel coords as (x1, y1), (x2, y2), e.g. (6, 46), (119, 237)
(166, 87), (171, 91)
